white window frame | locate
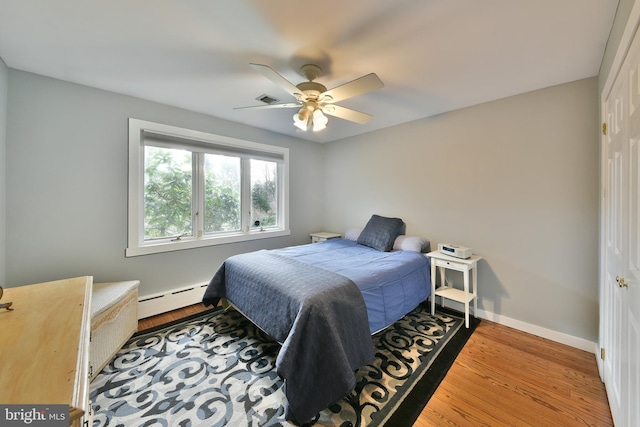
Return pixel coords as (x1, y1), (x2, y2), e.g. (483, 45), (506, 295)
(126, 118), (289, 257)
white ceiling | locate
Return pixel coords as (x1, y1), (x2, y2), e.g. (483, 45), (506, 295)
(0, 0), (619, 143)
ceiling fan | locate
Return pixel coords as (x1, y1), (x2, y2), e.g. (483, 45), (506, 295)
(236, 63), (384, 132)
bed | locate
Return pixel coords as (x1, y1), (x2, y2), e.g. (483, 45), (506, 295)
(202, 215), (432, 424)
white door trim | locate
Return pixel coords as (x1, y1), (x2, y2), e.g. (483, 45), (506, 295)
(602, 2), (640, 102)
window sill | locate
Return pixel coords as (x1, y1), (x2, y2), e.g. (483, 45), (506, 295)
(125, 228), (291, 257)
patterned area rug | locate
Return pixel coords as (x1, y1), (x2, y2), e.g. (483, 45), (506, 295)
(90, 303), (478, 426)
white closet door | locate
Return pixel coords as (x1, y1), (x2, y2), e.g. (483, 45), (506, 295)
(625, 40), (640, 426)
(603, 60), (628, 426)
(601, 17), (640, 427)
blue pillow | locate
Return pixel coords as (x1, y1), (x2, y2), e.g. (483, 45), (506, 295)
(357, 215), (405, 252)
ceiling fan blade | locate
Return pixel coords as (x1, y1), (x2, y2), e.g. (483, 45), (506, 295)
(322, 104), (373, 124)
(321, 73), (384, 103)
(250, 63), (303, 100)
(234, 102), (300, 110)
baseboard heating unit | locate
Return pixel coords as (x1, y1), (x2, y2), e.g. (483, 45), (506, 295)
(137, 283), (208, 319)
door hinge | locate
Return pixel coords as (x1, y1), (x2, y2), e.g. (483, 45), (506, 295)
(601, 347), (606, 361)
(602, 122), (607, 135)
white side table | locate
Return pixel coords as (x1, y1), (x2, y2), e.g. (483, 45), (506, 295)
(426, 250), (482, 328)
(310, 231), (341, 243)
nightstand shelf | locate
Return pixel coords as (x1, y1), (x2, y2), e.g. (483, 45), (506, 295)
(426, 250), (482, 328)
(433, 286), (475, 304)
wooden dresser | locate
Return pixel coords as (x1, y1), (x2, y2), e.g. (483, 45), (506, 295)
(0, 276), (93, 426)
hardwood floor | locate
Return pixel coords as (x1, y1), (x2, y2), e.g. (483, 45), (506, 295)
(137, 303), (211, 331)
(139, 305), (613, 427)
(417, 321), (613, 427)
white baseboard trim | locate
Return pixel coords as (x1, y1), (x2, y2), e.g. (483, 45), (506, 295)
(138, 283), (209, 319)
(476, 308), (598, 354)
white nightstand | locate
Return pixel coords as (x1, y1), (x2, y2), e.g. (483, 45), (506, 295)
(310, 231), (342, 243)
(426, 250), (482, 328)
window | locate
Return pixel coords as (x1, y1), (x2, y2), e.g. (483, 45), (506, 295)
(127, 119), (289, 257)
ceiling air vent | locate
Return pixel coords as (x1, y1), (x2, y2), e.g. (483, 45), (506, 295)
(256, 94), (279, 105)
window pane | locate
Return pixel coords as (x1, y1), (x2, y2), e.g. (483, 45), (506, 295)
(204, 153), (241, 233)
(144, 146), (193, 240)
(251, 159), (278, 229)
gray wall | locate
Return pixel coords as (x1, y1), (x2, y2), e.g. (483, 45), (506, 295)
(5, 70), (324, 296)
(0, 58), (6, 286)
(0, 63), (607, 343)
(323, 78), (600, 342)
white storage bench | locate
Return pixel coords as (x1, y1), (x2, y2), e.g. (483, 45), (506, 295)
(90, 280), (139, 380)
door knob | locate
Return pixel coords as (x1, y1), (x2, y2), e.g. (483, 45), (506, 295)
(616, 276), (629, 289)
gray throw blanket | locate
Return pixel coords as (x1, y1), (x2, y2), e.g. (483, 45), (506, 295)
(202, 250), (374, 424)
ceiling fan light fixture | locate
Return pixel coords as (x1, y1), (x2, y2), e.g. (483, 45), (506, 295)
(312, 109), (328, 132)
(293, 108), (311, 130)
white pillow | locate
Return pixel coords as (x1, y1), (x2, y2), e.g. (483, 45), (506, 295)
(393, 235), (431, 253)
(344, 228), (362, 241)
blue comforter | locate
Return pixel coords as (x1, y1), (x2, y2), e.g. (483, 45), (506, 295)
(203, 249), (374, 424)
(274, 239), (432, 333)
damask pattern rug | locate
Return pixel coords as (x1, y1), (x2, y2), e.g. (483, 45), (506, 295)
(90, 303), (478, 426)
